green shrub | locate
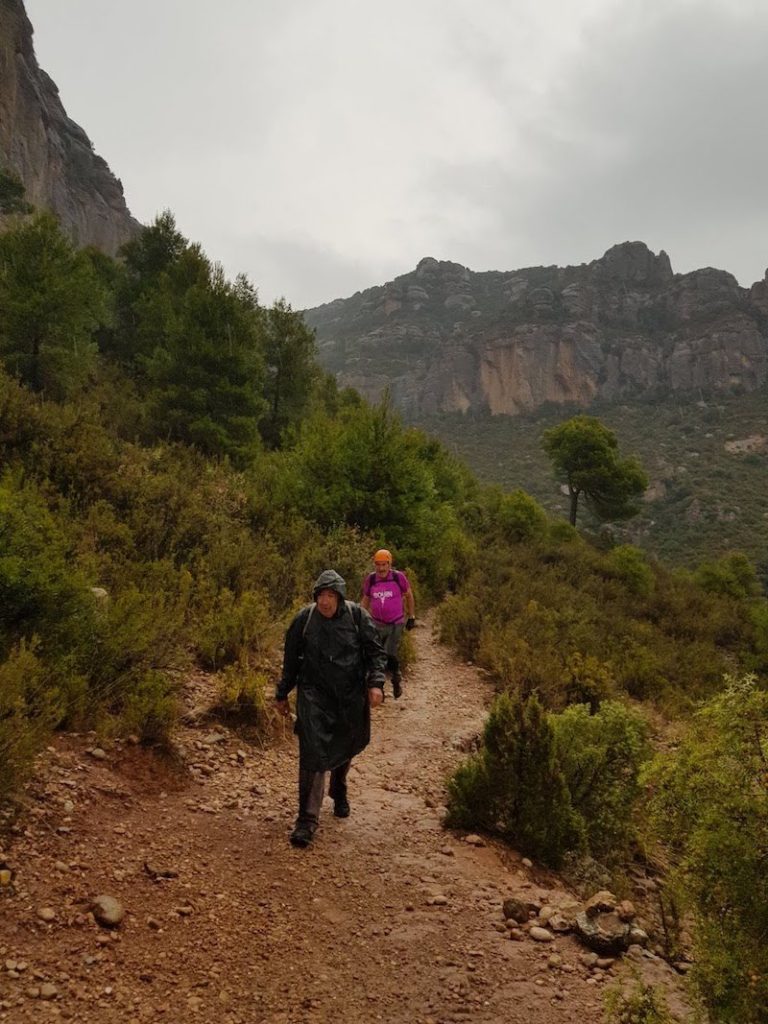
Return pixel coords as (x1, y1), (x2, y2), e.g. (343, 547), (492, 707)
(560, 651), (616, 710)
(0, 643), (58, 794)
(194, 588), (273, 670)
(446, 692), (584, 867)
(553, 701), (649, 859)
(0, 474), (95, 660)
(437, 592), (484, 660)
(604, 980), (675, 1024)
(644, 674), (768, 1022)
(496, 489), (548, 543)
(607, 545), (654, 597)
(212, 663), (270, 725)
(117, 669), (178, 746)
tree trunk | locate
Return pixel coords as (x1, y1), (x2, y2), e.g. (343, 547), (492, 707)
(569, 487), (579, 527)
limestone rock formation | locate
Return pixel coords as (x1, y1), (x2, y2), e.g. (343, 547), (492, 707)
(306, 242), (768, 418)
(0, 0), (139, 253)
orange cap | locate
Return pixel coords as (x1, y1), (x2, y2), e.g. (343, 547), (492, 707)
(374, 549), (392, 564)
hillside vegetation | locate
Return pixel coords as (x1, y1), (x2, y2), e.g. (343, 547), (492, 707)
(1, 208), (767, 1021)
(418, 389), (768, 571)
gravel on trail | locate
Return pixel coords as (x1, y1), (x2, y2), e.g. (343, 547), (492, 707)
(0, 614), (650, 1023)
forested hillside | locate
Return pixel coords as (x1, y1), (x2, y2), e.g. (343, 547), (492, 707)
(417, 392), (768, 571)
(1, 207), (767, 1021)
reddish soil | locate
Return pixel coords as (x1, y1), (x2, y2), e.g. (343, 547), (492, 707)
(0, 615), (691, 1023)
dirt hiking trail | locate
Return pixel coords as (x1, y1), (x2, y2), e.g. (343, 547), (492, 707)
(0, 615), (689, 1023)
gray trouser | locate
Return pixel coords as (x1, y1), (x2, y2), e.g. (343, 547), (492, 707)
(297, 760), (351, 827)
(375, 621), (404, 658)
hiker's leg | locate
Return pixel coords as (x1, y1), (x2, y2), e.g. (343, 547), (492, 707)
(329, 760), (351, 817)
(387, 625), (404, 697)
(297, 768), (326, 829)
(329, 760), (351, 800)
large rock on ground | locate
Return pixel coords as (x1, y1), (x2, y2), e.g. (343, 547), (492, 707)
(575, 910), (632, 954)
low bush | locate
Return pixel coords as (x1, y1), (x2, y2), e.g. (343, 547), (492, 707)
(118, 670), (179, 746)
(604, 980), (675, 1024)
(446, 692), (584, 867)
(212, 663), (271, 726)
(447, 694), (649, 867)
(0, 643), (58, 795)
(552, 701), (649, 859)
(644, 674), (768, 1023)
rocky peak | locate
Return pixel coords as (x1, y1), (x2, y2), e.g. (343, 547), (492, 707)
(306, 243), (768, 419)
(0, 0), (139, 253)
(592, 241), (674, 286)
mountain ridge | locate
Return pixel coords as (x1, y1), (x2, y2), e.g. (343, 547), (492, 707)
(305, 240), (768, 418)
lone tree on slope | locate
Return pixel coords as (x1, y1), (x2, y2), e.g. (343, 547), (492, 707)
(542, 415), (648, 527)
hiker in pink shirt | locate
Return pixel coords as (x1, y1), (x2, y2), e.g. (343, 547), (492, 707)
(361, 549), (415, 699)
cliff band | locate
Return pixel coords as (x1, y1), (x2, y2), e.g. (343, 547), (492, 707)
(306, 242), (768, 418)
(0, 0), (139, 253)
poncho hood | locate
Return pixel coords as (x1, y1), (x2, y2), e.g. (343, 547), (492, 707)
(312, 569), (347, 601)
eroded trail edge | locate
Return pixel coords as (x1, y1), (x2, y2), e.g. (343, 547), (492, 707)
(0, 616), (686, 1023)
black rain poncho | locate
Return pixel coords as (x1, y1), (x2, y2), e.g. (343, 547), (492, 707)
(276, 570), (387, 772)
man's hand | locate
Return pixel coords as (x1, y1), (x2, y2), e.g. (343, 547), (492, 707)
(405, 617), (416, 631)
(275, 698), (291, 717)
(368, 687), (384, 708)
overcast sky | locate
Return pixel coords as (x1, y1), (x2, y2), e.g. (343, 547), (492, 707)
(25, 0), (768, 308)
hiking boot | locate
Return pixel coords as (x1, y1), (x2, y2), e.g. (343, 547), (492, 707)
(333, 795), (350, 818)
(392, 674), (402, 700)
(289, 822), (315, 848)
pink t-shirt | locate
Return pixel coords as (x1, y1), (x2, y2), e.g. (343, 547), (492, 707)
(363, 570), (410, 625)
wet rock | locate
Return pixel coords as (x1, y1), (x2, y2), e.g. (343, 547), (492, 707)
(584, 890), (617, 918)
(628, 925), (649, 946)
(617, 899), (636, 921)
(548, 912), (573, 933)
(502, 897), (535, 923)
(143, 861), (179, 880)
(575, 910), (631, 954)
(92, 895), (125, 928)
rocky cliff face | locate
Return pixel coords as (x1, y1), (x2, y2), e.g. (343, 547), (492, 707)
(306, 242), (768, 417)
(0, 0), (139, 253)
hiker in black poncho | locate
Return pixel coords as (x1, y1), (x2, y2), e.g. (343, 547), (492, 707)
(275, 569), (387, 847)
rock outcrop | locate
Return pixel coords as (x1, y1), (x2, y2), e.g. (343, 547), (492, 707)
(306, 242), (768, 418)
(0, 0), (139, 253)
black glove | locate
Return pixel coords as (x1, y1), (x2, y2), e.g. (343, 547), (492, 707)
(405, 617), (416, 631)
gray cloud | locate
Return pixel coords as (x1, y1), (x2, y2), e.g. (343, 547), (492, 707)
(24, 0), (768, 305)
(425, 1), (768, 284)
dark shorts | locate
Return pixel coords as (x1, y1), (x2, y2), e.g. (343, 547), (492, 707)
(374, 621), (404, 658)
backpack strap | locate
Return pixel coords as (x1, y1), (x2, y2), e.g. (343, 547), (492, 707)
(302, 601), (361, 639)
(301, 603), (316, 639)
(367, 570), (406, 593)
